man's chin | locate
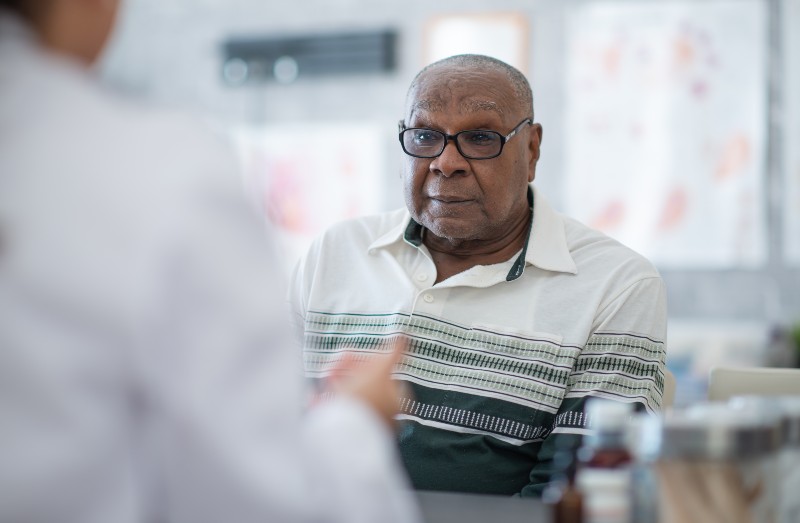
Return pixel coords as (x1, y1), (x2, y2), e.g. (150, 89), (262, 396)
(423, 220), (480, 244)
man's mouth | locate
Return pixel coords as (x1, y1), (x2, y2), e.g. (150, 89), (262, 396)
(430, 196), (472, 203)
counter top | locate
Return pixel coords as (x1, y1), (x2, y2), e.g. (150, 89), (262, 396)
(416, 490), (550, 523)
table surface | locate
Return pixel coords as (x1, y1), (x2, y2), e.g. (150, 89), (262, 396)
(416, 490), (551, 523)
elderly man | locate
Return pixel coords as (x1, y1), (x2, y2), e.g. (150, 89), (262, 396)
(0, 1), (420, 522)
(292, 54), (667, 496)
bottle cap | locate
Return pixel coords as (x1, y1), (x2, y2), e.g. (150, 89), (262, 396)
(585, 398), (634, 431)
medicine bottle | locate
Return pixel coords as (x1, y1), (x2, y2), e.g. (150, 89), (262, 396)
(544, 441), (584, 523)
(575, 399), (634, 523)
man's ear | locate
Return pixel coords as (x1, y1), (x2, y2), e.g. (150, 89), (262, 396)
(527, 123), (543, 183)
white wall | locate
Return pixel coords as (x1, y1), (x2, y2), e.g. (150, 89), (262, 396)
(98, 0), (800, 330)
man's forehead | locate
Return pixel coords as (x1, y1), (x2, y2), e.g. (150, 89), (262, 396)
(407, 68), (515, 120)
(409, 98), (505, 118)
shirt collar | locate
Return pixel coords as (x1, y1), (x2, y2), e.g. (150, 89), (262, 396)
(526, 185), (578, 275)
(368, 184), (578, 278)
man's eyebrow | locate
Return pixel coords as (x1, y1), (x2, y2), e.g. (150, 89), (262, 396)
(411, 99), (445, 113)
(460, 99), (504, 116)
(411, 99), (505, 117)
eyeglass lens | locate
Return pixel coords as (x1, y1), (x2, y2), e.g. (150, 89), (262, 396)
(402, 129), (503, 159)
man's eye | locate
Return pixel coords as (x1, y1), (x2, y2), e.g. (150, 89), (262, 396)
(413, 130), (439, 144)
(465, 132), (497, 145)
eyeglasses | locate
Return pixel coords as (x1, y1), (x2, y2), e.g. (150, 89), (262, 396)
(398, 118), (532, 160)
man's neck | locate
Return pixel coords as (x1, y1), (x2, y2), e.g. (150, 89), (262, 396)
(424, 209), (531, 284)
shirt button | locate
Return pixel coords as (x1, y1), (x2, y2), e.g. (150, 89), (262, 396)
(423, 294), (434, 303)
(415, 273), (428, 282)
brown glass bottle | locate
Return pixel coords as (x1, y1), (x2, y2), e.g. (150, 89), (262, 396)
(552, 469), (584, 523)
(575, 399), (634, 523)
(544, 437), (584, 523)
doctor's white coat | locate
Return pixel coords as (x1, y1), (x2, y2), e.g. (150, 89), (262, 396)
(0, 11), (419, 523)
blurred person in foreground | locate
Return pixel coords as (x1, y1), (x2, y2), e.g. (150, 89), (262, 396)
(0, 1), (420, 522)
(292, 54), (668, 497)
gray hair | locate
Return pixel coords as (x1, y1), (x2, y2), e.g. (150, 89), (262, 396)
(407, 54), (534, 118)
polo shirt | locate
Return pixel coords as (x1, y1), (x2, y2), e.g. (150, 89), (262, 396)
(290, 184), (667, 496)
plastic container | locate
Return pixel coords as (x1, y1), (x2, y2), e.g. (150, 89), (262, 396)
(731, 395), (800, 523)
(775, 396), (800, 523)
(641, 402), (782, 523)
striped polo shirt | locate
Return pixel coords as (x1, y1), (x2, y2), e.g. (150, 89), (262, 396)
(290, 184), (667, 496)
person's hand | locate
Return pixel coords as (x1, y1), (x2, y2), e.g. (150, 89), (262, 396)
(325, 336), (410, 431)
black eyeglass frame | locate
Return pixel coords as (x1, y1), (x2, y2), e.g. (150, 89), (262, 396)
(397, 117), (533, 160)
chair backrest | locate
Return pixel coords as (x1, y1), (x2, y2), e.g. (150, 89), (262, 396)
(707, 366), (800, 401)
(662, 368), (676, 409)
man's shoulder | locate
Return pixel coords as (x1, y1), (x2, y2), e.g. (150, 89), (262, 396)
(317, 208), (408, 247)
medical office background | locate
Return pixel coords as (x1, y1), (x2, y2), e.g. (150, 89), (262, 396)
(98, 0), (800, 406)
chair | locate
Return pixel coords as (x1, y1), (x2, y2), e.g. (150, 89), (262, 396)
(707, 366), (800, 401)
(662, 368), (676, 409)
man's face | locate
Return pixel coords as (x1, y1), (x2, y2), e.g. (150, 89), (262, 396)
(401, 66), (542, 245)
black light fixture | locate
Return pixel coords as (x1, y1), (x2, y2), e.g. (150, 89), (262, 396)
(221, 29), (397, 85)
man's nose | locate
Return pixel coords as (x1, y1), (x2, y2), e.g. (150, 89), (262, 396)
(430, 140), (469, 177)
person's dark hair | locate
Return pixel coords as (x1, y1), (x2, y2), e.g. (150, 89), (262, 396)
(407, 54), (535, 119)
(0, 0), (24, 11)
(0, 0), (39, 21)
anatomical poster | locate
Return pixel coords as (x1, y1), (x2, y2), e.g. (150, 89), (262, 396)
(564, 0), (767, 268)
(233, 123), (385, 272)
